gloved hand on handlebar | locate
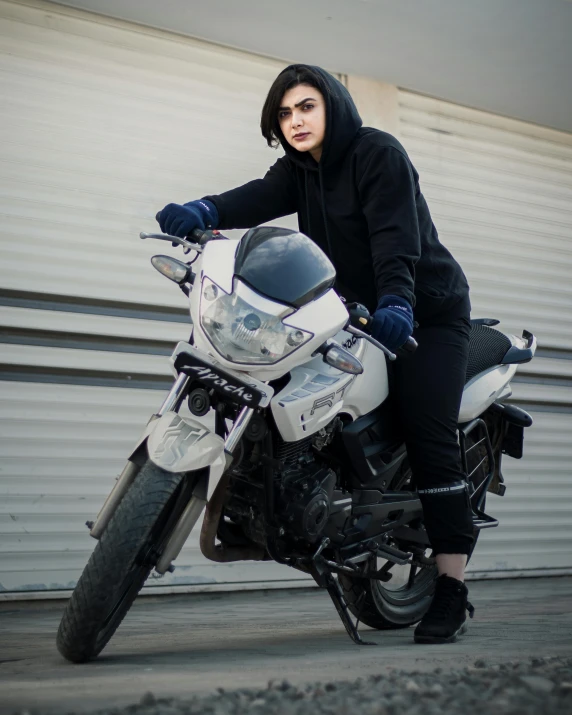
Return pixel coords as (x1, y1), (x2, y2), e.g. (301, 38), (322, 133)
(156, 199), (219, 237)
(370, 295), (414, 352)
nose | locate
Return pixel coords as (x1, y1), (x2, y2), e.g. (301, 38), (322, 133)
(291, 111), (303, 129)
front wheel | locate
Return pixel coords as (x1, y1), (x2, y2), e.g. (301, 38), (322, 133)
(56, 461), (187, 662)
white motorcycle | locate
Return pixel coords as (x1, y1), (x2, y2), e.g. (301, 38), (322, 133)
(56, 225), (536, 662)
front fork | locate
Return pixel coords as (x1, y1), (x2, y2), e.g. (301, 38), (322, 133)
(88, 373), (256, 556)
(157, 372), (189, 415)
(159, 373), (257, 462)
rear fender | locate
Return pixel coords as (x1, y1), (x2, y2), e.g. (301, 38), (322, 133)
(132, 412), (225, 473)
(459, 363), (517, 423)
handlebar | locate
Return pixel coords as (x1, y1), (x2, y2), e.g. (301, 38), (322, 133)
(143, 218), (223, 254)
(400, 336), (419, 354)
(154, 212), (215, 247)
(346, 302), (418, 359)
(148, 217), (416, 359)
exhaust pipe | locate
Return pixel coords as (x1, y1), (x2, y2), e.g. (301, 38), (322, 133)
(199, 404), (265, 562)
(199, 469), (266, 563)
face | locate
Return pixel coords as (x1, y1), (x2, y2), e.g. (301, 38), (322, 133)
(278, 84), (326, 162)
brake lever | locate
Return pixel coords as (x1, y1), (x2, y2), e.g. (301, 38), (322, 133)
(345, 324), (397, 361)
(139, 232), (203, 254)
(345, 302), (418, 360)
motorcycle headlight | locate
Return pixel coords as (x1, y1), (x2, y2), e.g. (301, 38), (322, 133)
(199, 277), (313, 364)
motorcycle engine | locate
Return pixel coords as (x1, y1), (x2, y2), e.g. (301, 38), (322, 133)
(275, 463), (336, 543)
(223, 426), (339, 549)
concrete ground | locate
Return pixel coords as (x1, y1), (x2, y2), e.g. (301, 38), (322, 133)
(0, 577), (571, 714)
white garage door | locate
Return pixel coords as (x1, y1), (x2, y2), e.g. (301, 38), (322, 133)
(2, 0), (571, 598)
(398, 90), (572, 576)
(0, 0), (307, 595)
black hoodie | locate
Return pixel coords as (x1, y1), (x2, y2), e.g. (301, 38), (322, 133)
(205, 65), (470, 322)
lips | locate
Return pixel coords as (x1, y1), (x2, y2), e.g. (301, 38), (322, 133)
(293, 132), (310, 140)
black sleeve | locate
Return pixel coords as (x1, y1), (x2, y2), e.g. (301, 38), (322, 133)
(203, 157), (298, 230)
(357, 143), (421, 307)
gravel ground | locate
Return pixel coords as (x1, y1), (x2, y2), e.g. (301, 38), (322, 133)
(45, 655), (572, 715)
(3, 580), (571, 714)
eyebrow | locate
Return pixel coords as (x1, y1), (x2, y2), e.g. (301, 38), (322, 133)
(278, 97), (317, 111)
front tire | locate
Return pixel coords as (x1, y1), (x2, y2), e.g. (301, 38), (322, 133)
(56, 461), (186, 662)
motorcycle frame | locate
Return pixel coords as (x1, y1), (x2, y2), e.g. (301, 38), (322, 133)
(89, 229), (535, 578)
(88, 346), (523, 577)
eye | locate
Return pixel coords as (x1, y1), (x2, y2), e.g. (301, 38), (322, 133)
(303, 104), (315, 111)
(278, 110), (290, 120)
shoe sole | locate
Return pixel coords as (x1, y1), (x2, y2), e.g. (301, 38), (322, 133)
(414, 621), (467, 644)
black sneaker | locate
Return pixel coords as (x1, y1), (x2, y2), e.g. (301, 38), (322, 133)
(414, 574), (475, 644)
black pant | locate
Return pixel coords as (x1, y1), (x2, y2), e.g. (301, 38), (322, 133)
(391, 311), (474, 556)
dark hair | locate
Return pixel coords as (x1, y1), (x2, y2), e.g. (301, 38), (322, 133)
(260, 65), (331, 148)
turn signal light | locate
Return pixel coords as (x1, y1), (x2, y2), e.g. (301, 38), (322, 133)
(151, 255), (190, 284)
(324, 344), (363, 375)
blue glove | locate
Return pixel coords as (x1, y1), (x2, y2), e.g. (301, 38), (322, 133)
(157, 199), (219, 238)
(370, 295), (414, 351)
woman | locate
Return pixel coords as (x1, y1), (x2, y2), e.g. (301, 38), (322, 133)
(157, 64), (475, 644)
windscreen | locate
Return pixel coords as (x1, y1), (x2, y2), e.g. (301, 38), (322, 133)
(234, 227), (336, 309)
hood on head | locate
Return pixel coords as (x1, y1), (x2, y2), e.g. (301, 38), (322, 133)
(277, 64), (362, 170)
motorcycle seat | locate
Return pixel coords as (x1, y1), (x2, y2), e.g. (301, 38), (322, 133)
(466, 323), (513, 384)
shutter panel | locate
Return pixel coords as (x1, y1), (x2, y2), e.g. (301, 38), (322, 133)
(0, 0), (307, 595)
(398, 90), (572, 575)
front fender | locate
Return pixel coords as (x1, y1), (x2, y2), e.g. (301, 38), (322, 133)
(137, 412), (225, 473)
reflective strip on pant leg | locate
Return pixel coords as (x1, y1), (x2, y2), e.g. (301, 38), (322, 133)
(417, 481), (467, 496)
(417, 483), (474, 555)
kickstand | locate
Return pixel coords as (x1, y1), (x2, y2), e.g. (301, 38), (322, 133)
(324, 572), (376, 646)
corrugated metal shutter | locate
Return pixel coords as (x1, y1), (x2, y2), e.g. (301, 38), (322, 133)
(0, 381), (300, 593)
(0, 0), (306, 595)
(2, 0), (571, 598)
(398, 90), (572, 576)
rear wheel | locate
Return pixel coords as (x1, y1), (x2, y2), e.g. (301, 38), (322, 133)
(340, 446), (484, 630)
(56, 461), (189, 662)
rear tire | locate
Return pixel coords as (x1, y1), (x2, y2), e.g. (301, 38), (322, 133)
(56, 462), (186, 662)
(340, 450), (483, 631)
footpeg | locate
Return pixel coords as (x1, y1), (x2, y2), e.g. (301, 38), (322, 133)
(472, 509), (499, 529)
(375, 542), (412, 565)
